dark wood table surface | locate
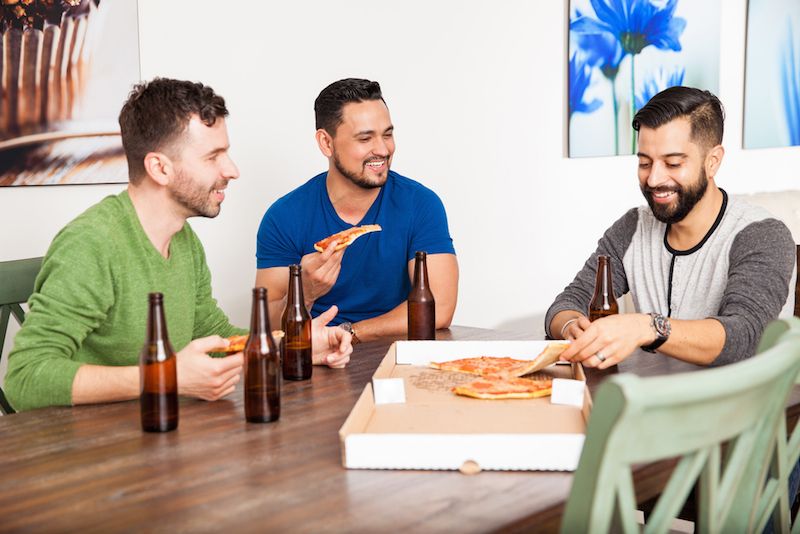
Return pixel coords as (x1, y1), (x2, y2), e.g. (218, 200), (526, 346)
(0, 326), (792, 533)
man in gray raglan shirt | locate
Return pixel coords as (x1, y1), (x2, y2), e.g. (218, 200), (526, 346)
(547, 86), (795, 368)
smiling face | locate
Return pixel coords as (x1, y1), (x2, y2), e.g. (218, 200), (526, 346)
(167, 116), (239, 218)
(636, 117), (711, 224)
(327, 99), (394, 189)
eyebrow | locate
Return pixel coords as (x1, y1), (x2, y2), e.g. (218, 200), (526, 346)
(203, 146), (229, 158)
(636, 152), (688, 159)
(354, 125), (394, 137)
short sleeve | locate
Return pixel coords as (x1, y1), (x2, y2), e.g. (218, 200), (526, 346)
(256, 202), (303, 269)
(408, 187), (456, 261)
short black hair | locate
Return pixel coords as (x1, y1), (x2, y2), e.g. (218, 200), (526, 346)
(119, 78), (228, 184)
(314, 78), (385, 136)
(632, 86), (725, 149)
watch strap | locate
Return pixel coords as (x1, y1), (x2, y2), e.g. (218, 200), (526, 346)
(642, 313), (670, 353)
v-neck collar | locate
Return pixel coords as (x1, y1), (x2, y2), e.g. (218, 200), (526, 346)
(321, 172), (387, 227)
(120, 190), (177, 265)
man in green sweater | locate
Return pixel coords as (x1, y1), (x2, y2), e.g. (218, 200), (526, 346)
(5, 78), (352, 411)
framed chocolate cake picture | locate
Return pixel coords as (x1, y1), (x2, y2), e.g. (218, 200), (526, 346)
(0, 0), (140, 186)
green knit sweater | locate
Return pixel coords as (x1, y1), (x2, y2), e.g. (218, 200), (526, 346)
(6, 191), (242, 411)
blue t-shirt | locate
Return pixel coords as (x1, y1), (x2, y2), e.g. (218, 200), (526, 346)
(256, 170), (456, 325)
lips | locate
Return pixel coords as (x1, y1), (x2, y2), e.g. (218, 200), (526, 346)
(364, 158), (387, 172)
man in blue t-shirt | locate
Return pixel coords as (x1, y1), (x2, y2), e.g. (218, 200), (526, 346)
(255, 78), (458, 343)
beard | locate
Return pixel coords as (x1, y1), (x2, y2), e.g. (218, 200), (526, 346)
(641, 167), (709, 224)
(332, 151), (389, 190)
(169, 169), (223, 219)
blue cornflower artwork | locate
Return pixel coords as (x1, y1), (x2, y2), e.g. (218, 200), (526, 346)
(783, 24), (800, 146)
(570, 52), (603, 116)
(744, 0), (800, 149)
(568, 0), (720, 157)
(635, 67), (685, 112)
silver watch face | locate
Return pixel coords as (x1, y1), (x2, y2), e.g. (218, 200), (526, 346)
(652, 313), (671, 337)
(339, 322), (353, 334)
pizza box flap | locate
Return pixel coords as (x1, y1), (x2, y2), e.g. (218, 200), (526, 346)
(339, 340), (592, 472)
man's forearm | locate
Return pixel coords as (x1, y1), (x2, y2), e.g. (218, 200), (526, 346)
(353, 303), (408, 342)
(71, 364), (140, 405)
(353, 293), (456, 342)
(658, 318), (725, 365)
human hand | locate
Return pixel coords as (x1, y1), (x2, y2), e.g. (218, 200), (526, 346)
(300, 241), (345, 304)
(559, 314), (653, 369)
(562, 316), (591, 341)
(176, 336), (244, 400)
(311, 305), (353, 368)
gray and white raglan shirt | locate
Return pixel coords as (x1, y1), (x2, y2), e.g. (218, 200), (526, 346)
(545, 190), (796, 365)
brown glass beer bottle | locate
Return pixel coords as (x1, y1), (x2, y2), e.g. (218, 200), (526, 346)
(282, 264), (312, 381)
(589, 255), (619, 321)
(244, 287), (280, 423)
(408, 251), (436, 340)
(140, 292), (178, 432)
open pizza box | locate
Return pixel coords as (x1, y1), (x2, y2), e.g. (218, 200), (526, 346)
(339, 340), (592, 472)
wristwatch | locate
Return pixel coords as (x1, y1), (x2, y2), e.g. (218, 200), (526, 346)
(339, 322), (360, 345)
(642, 313), (671, 353)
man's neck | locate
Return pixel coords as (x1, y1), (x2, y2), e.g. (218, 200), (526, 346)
(666, 185), (724, 251)
(325, 167), (382, 225)
(127, 184), (187, 258)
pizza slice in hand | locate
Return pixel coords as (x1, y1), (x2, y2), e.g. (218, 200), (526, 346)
(314, 224), (382, 253)
(214, 334), (249, 353)
(212, 331), (285, 353)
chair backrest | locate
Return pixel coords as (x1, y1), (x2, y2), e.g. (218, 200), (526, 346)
(0, 257), (43, 415)
(561, 319), (800, 533)
(753, 316), (800, 532)
(795, 245), (799, 317)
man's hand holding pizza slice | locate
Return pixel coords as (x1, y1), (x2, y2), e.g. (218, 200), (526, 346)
(300, 225), (383, 307)
(300, 239), (346, 307)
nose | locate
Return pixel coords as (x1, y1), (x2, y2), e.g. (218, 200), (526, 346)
(222, 154), (240, 180)
(647, 161), (669, 188)
(372, 137), (393, 158)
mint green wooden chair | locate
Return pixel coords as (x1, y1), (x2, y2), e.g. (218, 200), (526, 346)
(561, 319), (800, 534)
(0, 257), (43, 415)
(753, 316), (800, 533)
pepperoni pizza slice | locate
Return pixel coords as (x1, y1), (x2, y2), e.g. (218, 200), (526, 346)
(313, 224), (382, 253)
(452, 375), (553, 400)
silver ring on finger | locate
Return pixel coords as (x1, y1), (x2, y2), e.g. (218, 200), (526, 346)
(595, 352), (606, 362)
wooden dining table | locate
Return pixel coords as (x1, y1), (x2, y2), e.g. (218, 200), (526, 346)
(0, 326), (791, 533)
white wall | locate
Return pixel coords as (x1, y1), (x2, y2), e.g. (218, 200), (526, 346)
(1, 0), (799, 347)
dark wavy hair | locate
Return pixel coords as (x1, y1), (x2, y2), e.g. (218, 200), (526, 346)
(632, 86), (724, 150)
(119, 78), (228, 183)
(314, 78), (385, 136)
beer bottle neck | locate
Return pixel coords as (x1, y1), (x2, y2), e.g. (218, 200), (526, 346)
(287, 271), (305, 308)
(413, 257), (429, 290)
(146, 299), (170, 344)
(250, 292), (271, 334)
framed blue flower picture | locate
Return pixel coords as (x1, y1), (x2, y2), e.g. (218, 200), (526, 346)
(744, 0), (800, 149)
(568, 0), (721, 157)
